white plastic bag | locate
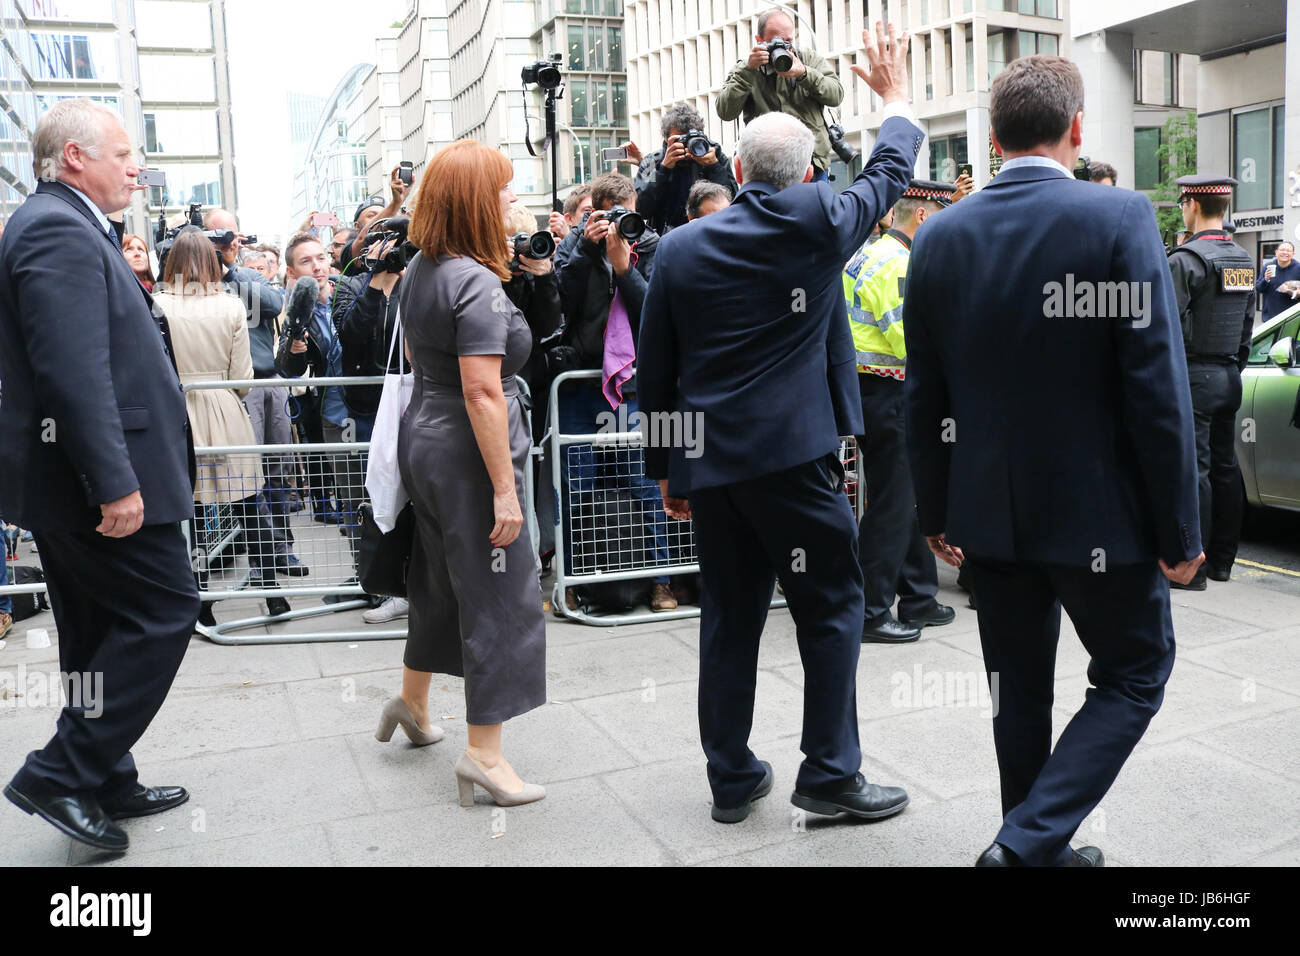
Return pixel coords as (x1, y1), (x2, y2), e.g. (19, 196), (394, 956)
(364, 309), (413, 533)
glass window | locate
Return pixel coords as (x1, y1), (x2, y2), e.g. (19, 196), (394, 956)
(570, 80), (588, 126)
(25, 31), (119, 81)
(1161, 52), (1175, 105)
(608, 25), (623, 71)
(15, 0), (114, 21)
(965, 37), (973, 91)
(1133, 127), (1162, 190)
(612, 80), (627, 125)
(144, 110), (219, 156)
(1233, 108), (1272, 210)
(1272, 105), (1285, 209)
(139, 55), (215, 102)
(149, 161), (222, 208)
(135, 1), (212, 47)
(568, 24), (585, 70)
(588, 24), (605, 70)
(566, 0), (581, 11)
(987, 33), (1005, 85)
(593, 79), (608, 125)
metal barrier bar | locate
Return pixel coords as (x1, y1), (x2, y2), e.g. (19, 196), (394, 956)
(544, 371), (862, 627)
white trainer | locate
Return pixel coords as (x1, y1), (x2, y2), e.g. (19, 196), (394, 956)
(363, 597), (409, 624)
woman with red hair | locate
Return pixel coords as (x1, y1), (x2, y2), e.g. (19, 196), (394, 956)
(374, 140), (547, 808)
(121, 233), (155, 291)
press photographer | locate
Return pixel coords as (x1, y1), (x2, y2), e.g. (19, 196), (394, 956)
(716, 6), (844, 181)
(633, 104), (736, 234)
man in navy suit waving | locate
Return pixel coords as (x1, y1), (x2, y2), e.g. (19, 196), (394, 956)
(904, 57), (1204, 866)
(638, 23), (922, 825)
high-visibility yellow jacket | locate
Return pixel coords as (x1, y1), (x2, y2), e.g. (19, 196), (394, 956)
(842, 231), (910, 379)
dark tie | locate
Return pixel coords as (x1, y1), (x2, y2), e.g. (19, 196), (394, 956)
(107, 226), (121, 250)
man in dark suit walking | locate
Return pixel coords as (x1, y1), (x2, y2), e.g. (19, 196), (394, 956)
(638, 23), (922, 824)
(0, 99), (198, 853)
(903, 56), (1204, 866)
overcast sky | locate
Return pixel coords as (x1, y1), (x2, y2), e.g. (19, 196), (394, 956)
(225, 0), (406, 242)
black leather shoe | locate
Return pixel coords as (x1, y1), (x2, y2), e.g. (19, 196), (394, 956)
(276, 555), (310, 577)
(4, 783), (128, 851)
(1069, 845), (1105, 867)
(198, 601), (216, 628)
(1170, 569), (1208, 591)
(711, 761), (773, 824)
(323, 577), (361, 605)
(975, 842), (1023, 866)
(266, 596), (291, 616)
(1206, 564), (1231, 582)
(790, 772), (908, 819)
(862, 616), (921, 644)
(900, 603), (956, 628)
(99, 784), (189, 821)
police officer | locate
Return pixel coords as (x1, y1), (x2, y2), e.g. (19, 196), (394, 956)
(1168, 175), (1256, 589)
(845, 179), (957, 642)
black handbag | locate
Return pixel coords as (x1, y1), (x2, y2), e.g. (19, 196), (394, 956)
(357, 501), (416, 598)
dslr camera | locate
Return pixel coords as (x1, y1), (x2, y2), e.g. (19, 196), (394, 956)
(594, 206), (646, 242)
(827, 122), (858, 164)
(676, 129), (714, 159)
(364, 216), (417, 275)
(510, 230), (557, 271)
(763, 37), (795, 73)
(522, 53), (563, 91)
(1073, 156), (1092, 181)
(154, 202), (253, 274)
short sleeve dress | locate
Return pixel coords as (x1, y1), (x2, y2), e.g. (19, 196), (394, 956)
(396, 252), (546, 725)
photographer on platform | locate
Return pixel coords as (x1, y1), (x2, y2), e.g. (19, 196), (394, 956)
(716, 6), (844, 182)
(634, 105), (736, 235)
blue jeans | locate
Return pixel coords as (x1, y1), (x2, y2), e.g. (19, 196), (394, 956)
(0, 561), (10, 617)
(555, 381), (669, 584)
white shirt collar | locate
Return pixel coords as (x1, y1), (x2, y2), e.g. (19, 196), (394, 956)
(57, 180), (113, 234)
(999, 155), (1073, 178)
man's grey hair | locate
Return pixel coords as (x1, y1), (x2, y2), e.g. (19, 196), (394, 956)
(32, 98), (119, 181)
(239, 248), (268, 267)
(737, 112), (814, 190)
(661, 104), (704, 139)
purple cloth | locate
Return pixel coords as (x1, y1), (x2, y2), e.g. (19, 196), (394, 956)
(602, 287), (635, 409)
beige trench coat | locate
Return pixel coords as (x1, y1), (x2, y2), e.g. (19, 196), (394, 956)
(153, 290), (263, 505)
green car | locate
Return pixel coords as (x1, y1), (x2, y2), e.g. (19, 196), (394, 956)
(1236, 301), (1300, 512)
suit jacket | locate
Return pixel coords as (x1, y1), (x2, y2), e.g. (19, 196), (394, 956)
(0, 180), (194, 530)
(903, 163), (1201, 567)
(637, 114), (923, 493)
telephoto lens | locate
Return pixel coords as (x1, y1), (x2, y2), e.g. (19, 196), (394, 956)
(600, 206), (646, 242)
(765, 38), (794, 73)
(511, 230), (557, 261)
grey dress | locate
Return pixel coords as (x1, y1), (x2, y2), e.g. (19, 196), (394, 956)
(397, 252), (546, 725)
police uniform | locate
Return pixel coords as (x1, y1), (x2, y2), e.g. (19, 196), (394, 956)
(1167, 175), (1256, 588)
(844, 179), (956, 642)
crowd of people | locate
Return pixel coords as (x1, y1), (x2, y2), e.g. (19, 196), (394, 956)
(0, 7), (1293, 865)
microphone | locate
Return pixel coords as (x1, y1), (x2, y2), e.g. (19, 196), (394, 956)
(284, 275), (319, 342)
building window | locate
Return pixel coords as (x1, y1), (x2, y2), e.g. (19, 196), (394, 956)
(1133, 126), (1162, 190)
(965, 36), (974, 91)
(1161, 52), (1175, 106)
(987, 32), (1006, 85)
(570, 80), (588, 125)
(929, 134), (968, 181)
(612, 80), (627, 125)
(1017, 31), (1058, 58)
(588, 24), (605, 70)
(568, 25), (585, 70)
(1232, 104), (1285, 211)
(608, 25), (623, 71)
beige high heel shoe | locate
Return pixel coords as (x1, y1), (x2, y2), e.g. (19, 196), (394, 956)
(454, 751), (545, 807)
(375, 697), (444, 746)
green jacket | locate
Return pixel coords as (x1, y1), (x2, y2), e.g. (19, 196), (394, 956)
(715, 47), (844, 173)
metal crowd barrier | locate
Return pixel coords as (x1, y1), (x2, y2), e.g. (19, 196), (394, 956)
(183, 376), (406, 645)
(545, 370), (864, 626)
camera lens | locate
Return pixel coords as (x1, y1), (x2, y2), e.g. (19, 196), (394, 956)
(528, 231), (556, 259)
(687, 132), (711, 158)
(616, 212), (646, 241)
